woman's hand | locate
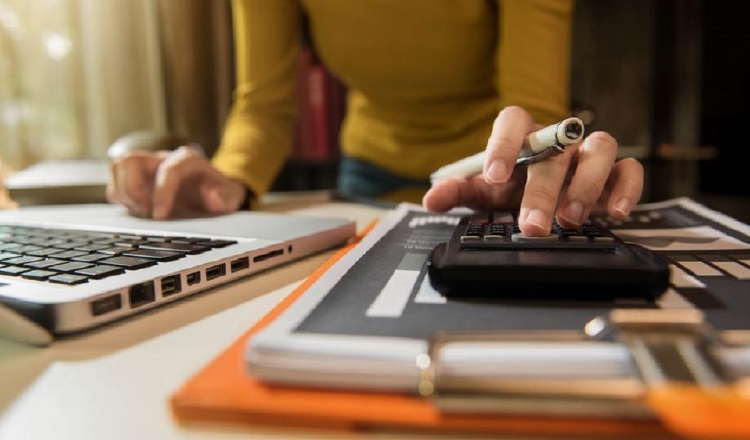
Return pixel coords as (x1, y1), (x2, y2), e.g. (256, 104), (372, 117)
(422, 106), (643, 236)
(107, 146), (248, 219)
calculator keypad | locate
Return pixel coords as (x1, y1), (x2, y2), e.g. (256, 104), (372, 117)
(458, 212), (617, 250)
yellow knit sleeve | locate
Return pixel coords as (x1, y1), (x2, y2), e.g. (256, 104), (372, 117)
(211, 0), (302, 199)
(497, 0), (574, 124)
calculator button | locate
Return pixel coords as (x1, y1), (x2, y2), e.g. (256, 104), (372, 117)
(592, 236), (616, 243)
(565, 235), (590, 242)
(483, 235), (505, 242)
(460, 235), (481, 243)
(511, 233), (559, 242)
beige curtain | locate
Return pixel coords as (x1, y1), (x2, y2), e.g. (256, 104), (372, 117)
(78, 0), (168, 156)
(0, 0), (167, 170)
(0, 0), (233, 171)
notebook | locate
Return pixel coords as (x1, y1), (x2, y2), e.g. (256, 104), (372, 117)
(0, 203), (356, 342)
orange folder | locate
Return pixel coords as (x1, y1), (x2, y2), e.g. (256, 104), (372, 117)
(170, 230), (750, 438)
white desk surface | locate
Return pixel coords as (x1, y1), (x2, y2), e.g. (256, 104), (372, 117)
(1, 194), (491, 440)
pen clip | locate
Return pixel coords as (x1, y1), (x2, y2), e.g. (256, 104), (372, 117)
(515, 144), (565, 166)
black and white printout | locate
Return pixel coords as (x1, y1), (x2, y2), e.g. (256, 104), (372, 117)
(248, 198), (750, 391)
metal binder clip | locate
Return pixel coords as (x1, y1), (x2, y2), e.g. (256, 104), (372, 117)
(419, 330), (594, 398)
(418, 329), (649, 418)
(585, 309), (734, 389)
(417, 310), (737, 417)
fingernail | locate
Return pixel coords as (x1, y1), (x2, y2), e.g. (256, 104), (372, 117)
(614, 197), (632, 216)
(522, 209), (548, 230)
(486, 160), (508, 183)
(562, 201), (584, 225)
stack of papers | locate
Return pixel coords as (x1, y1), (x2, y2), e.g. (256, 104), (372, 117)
(246, 199), (750, 400)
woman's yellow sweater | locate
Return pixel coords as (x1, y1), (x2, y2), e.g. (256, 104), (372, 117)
(213, 0), (573, 198)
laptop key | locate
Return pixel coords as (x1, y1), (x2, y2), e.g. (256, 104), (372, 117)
(26, 258), (67, 269)
(98, 246), (136, 256)
(100, 256), (157, 269)
(52, 240), (92, 250)
(74, 264), (124, 279)
(50, 261), (94, 272)
(25, 247), (66, 257)
(4, 256), (42, 266)
(123, 249), (184, 261)
(21, 269), (57, 281)
(143, 236), (170, 243)
(0, 252), (21, 261)
(50, 250), (89, 260)
(8, 245), (40, 254)
(0, 265), (29, 276)
(114, 238), (148, 247)
(138, 242), (209, 254)
(89, 237), (122, 245)
(73, 243), (111, 252)
(48, 273), (89, 285)
(196, 239), (237, 248)
(71, 253), (110, 263)
(169, 238), (207, 245)
(116, 234), (144, 241)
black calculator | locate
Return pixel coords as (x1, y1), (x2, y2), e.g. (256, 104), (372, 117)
(427, 212), (671, 301)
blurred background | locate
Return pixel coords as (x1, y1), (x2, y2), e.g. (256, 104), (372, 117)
(0, 0), (747, 214)
(0, 0), (232, 169)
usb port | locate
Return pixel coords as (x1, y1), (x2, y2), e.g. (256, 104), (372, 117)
(186, 271), (201, 286)
(129, 282), (155, 308)
(230, 257), (250, 273)
(91, 294), (122, 316)
(161, 275), (182, 297)
(205, 264), (226, 281)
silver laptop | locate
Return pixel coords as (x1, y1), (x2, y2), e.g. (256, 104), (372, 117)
(0, 204), (355, 337)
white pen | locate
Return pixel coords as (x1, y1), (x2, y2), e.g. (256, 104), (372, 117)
(430, 117), (585, 184)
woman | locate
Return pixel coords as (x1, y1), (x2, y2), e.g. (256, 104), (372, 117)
(108, 0), (642, 237)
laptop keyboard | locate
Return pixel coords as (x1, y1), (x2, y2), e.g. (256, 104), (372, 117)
(0, 224), (236, 285)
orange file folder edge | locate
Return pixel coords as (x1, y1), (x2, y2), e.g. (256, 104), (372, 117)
(170, 224), (750, 439)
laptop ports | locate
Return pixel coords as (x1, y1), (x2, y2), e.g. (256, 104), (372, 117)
(129, 281), (155, 308)
(186, 271), (201, 286)
(253, 248), (284, 263)
(230, 256), (250, 273)
(205, 263), (226, 281)
(90, 294), (122, 317)
(160, 275), (182, 297)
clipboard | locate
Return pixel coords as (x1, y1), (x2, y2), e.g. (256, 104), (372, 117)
(170, 214), (750, 438)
